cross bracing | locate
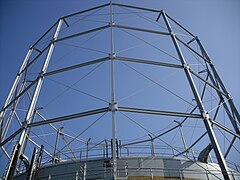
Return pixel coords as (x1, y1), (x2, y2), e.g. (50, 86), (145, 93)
(0, 2), (239, 180)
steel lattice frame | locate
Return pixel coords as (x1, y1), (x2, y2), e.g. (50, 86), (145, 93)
(0, 3), (239, 180)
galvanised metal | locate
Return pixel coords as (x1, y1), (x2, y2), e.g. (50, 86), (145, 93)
(109, 1), (117, 179)
(4, 18), (63, 180)
(197, 39), (240, 135)
(1, 2), (239, 180)
(0, 48), (33, 142)
(161, 10), (230, 180)
(12, 157), (240, 180)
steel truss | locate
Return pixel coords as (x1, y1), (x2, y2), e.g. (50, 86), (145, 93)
(0, 2), (239, 180)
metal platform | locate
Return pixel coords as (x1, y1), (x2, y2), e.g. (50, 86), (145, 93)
(13, 157), (240, 180)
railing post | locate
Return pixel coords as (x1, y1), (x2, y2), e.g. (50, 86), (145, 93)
(179, 169), (183, 180)
(205, 169), (210, 180)
(127, 146), (129, 156)
(150, 168), (153, 179)
(83, 163), (87, 180)
(48, 174), (51, 180)
(86, 138), (91, 160)
(125, 161), (128, 176)
(103, 146), (105, 158)
(172, 147), (175, 156)
(79, 148), (82, 161)
(149, 134), (155, 157)
(76, 171), (79, 180)
(119, 140), (122, 157)
(105, 139), (108, 158)
(191, 149), (196, 160)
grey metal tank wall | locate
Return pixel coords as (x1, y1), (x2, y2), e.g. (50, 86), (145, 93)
(14, 157), (240, 180)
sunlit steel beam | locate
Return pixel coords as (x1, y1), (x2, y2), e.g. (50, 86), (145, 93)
(44, 57), (110, 76)
(116, 56), (183, 69)
(118, 106), (202, 119)
(28, 107), (109, 128)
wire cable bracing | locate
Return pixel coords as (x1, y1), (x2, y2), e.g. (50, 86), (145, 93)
(216, 126), (240, 154)
(116, 36), (165, 54)
(43, 61), (107, 108)
(119, 60), (195, 107)
(119, 28), (181, 62)
(49, 19), (108, 69)
(67, 17), (108, 24)
(59, 42), (109, 55)
(117, 66), (181, 103)
(60, 6), (105, 37)
(118, 111), (222, 179)
(29, 130), (74, 161)
(118, 6), (168, 32)
(46, 77), (109, 103)
(55, 112), (107, 155)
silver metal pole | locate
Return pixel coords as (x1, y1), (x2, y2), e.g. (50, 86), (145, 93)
(86, 138), (91, 160)
(52, 127), (61, 163)
(161, 11), (230, 180)
(26, 147), (37, 180)
(75, 171), (79, 180)
(83, 163), (87, 180)
(179, 125), (189, 158)
(197, 39), (240, 133)
(110, 2), (117, 179)
(0, 48), (33, 142)
(1, 82), (26, 141)
(174, 121), (189, 158)
(4, 18), (63, 179)
(148, 134), (155, 157)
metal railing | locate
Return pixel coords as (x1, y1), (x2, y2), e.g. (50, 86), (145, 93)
(16, 162), (240, 180)
(37, 142), (240, 174)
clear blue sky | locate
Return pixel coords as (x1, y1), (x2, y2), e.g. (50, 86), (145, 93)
(1, 0), (240, 108)
(0, 0), (239, 176)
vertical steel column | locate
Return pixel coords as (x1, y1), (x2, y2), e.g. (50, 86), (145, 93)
(208, 71), (239, 134)
(148, 134), (155, 156)
(110, 2), (117, 179)
(197, 39), (240, 127)
(26, 147), (37, 180)
(161, 11), (230, 180)
(86, 138), (91, 160)
(105, 139), (109, 158)
(52, 128), (61, 163)
(83, 163), (87, 180)
(179, 126), (189, 158)
(1, 82), (27, 141)
(4, 18), (63, 179)
(174, 121), (189, 158)
(33, 145), (44, 180)
(0, 48), (33, 142)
